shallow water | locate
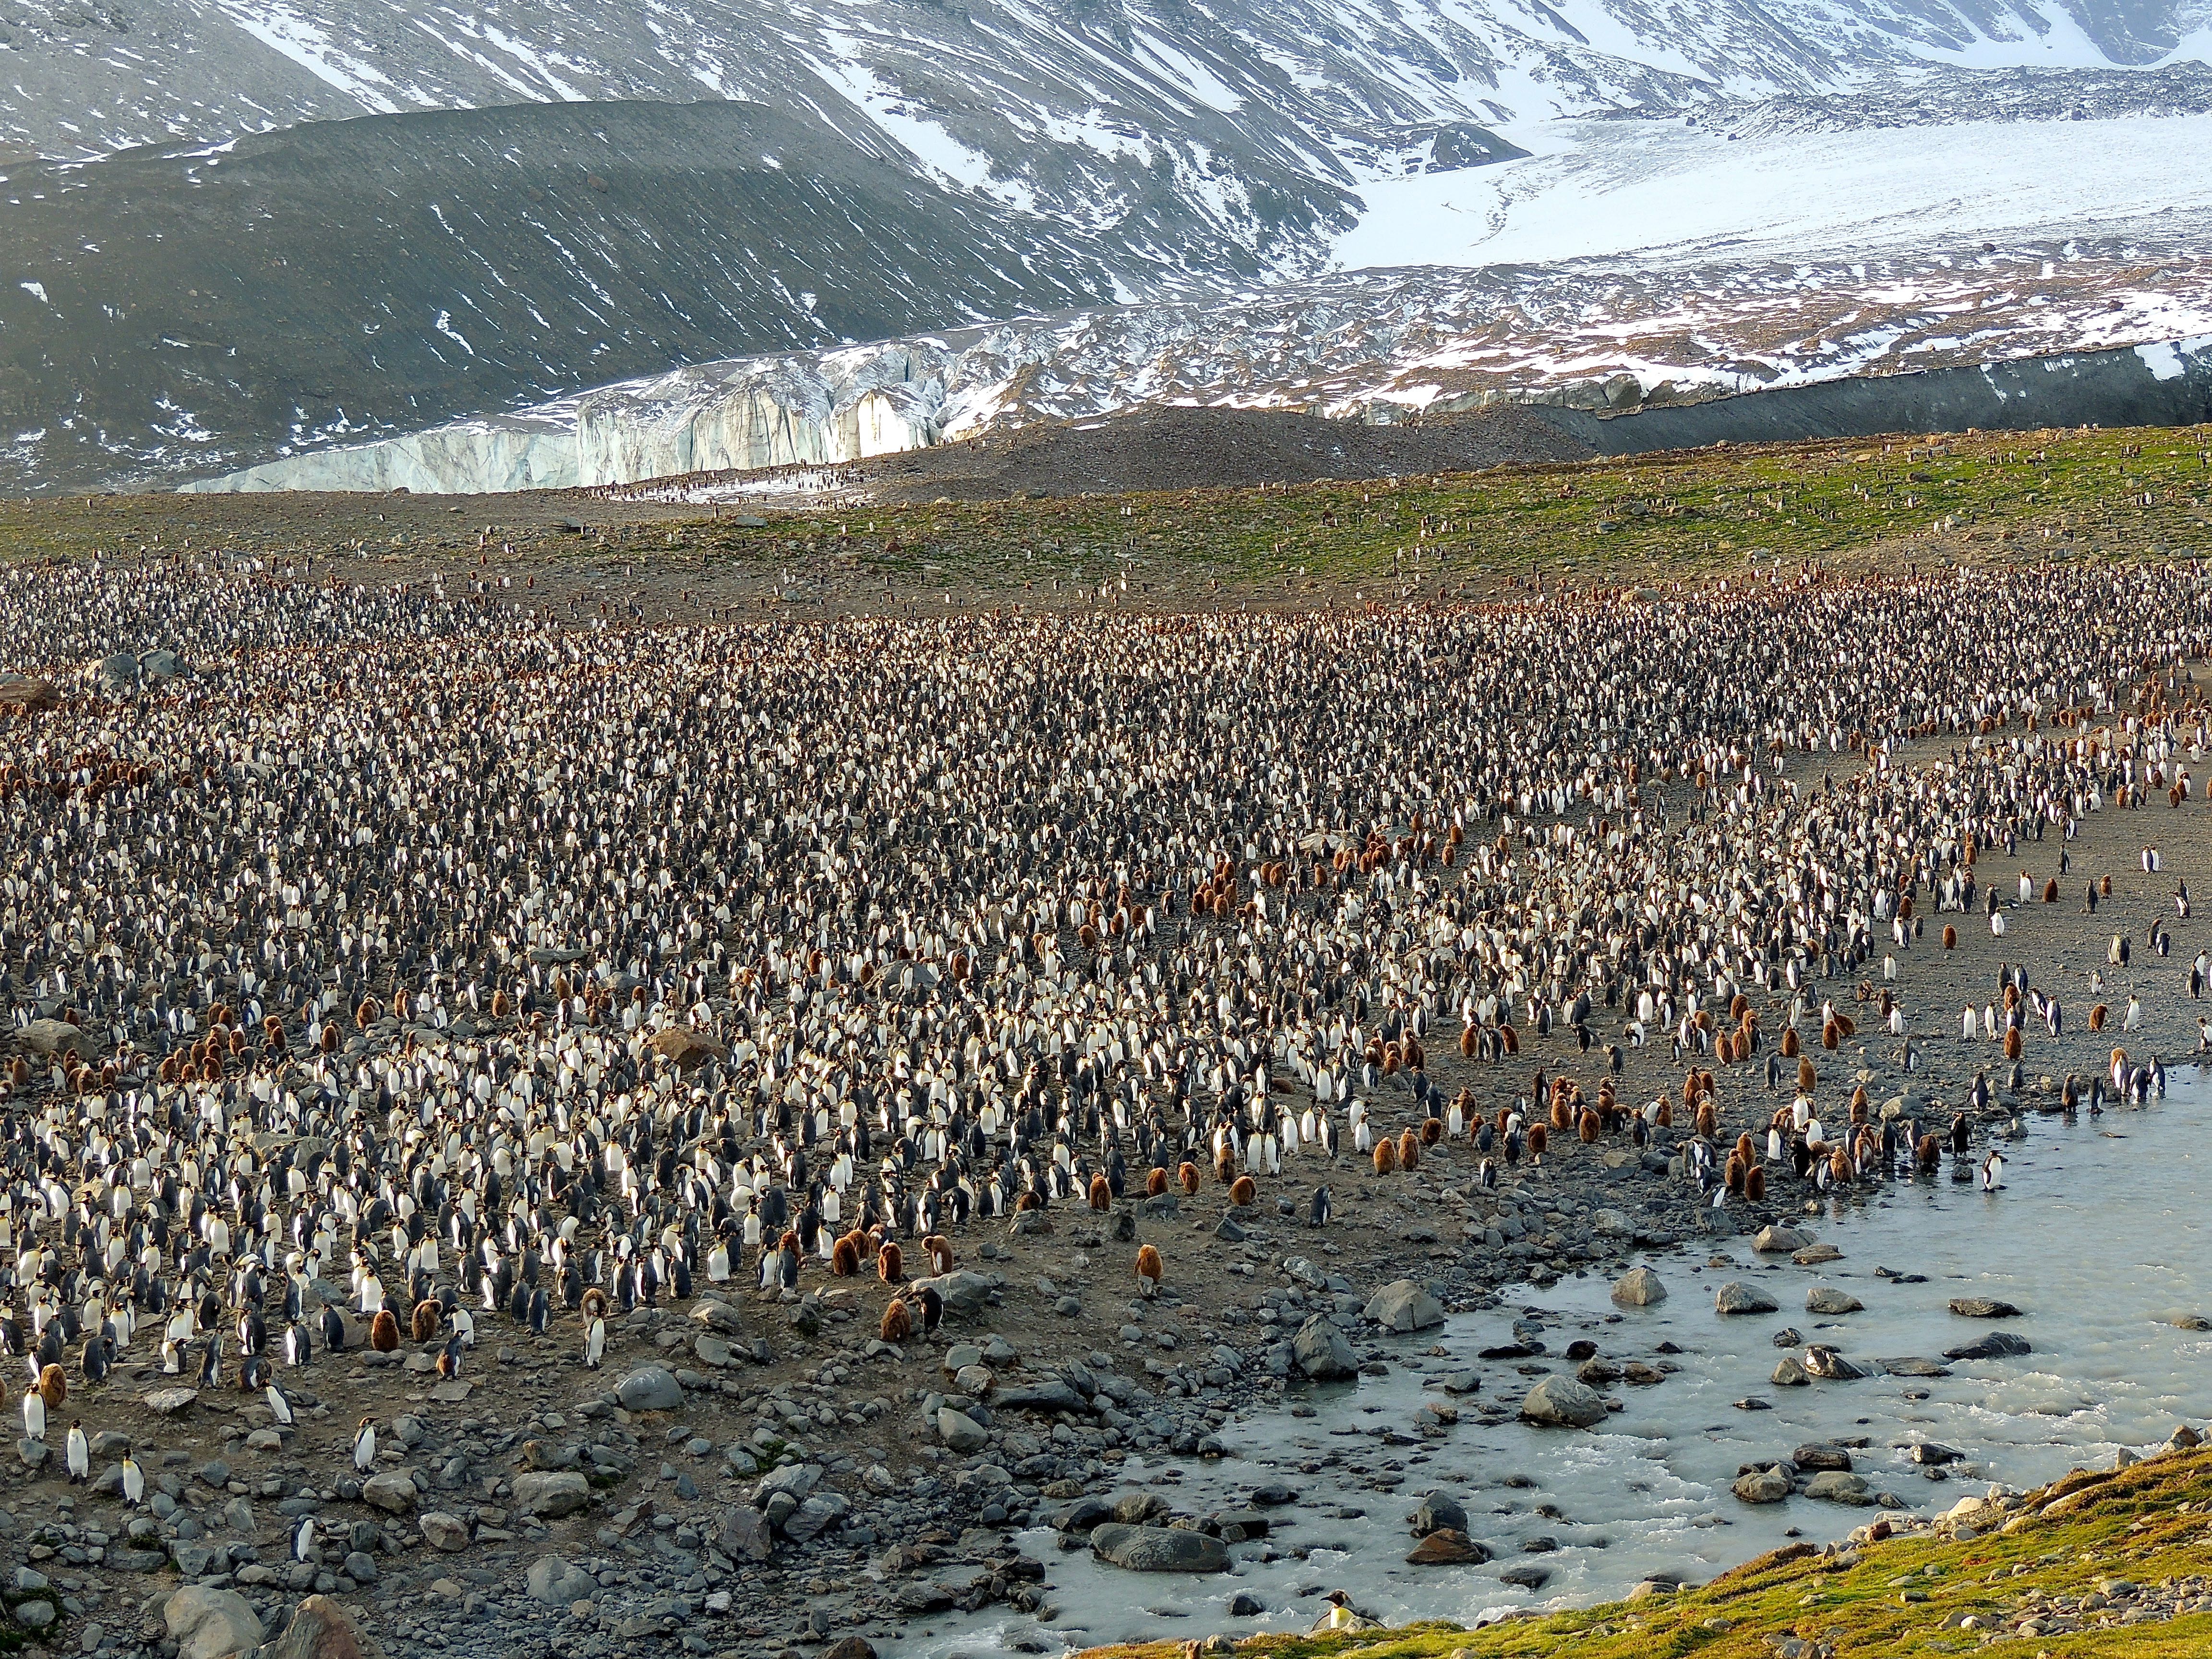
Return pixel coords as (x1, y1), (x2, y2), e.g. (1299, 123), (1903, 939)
(914, 1072), (2212, 1654)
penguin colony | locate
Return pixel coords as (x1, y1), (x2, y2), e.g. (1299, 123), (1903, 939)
(0, 554), (2202, 1629)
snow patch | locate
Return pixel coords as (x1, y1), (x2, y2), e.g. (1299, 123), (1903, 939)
(205, 1), (410, 113)
(1334, 113), (2212, 270)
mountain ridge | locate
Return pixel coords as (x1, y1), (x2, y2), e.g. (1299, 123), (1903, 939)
(6, 1), (2212, 493)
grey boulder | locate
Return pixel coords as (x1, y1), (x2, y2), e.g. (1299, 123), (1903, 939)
(718, 1506), (772, 1563)
(1753, 1225), (1816, 1253)
(512, 1472), (590, 1518)
(1714, 1282), (1779, 1315)
(257, 1595), (385, 1659)
(913, 1271), (996, 1316)
(1804, 1470), (1874, 1504)
(1731, 1467), (1792, 1505)
(361, 1473), (417, 1515)
(419, 1512), (470, 1551)
(1949, 1297), (2023, 1319)
(1802, 1346), (1869, 1381)
(1611, 1267), (1667, 1307)
(937, 1408), (988, 1453)
(526, 1555), (597, 1605)
(1410, 1493), (1467, 1535)
(1088, 1524), (1230, 1572)
(164, 1586), (263, 1659)
(1291, 1314), (1357, 1380)
(18, 1018), (94, 1060)
(1519, 1375), (1607, 1429)
(992, 1381), (1088, 1414)
(614, 1366), (684, 1412)
(1363, 1279), (1444, 1333)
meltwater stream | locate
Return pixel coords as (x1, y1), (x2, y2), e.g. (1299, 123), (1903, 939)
(914, 1072), (2212, 1655)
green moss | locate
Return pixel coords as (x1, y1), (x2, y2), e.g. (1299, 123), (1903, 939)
(635, 424), (2212, 596)
(4, 423), (2209, 597)
(1069, 1447), (2212, 1659)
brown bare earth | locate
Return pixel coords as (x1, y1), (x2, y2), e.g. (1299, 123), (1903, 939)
(745, 404), (1598, 503)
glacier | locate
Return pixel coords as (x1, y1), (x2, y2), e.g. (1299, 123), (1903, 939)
(187, 102), (2212, 496)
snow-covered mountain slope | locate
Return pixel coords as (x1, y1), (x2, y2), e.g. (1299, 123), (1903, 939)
(3, 0), (2207, 174)
(188, 223), (2212, 495)
(4, 96), (1352, 493)
(1334, 102), (2212, 267)
(6, 0), (2212, 492)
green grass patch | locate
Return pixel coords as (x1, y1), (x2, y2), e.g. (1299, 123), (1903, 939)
(1069, 1446), (2212, 1659)
(663, 424), (2212, 593)
(5, 423), (2210, 597)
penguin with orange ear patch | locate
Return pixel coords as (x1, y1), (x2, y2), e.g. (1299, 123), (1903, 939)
(1134, 1244), (1163, 1298)
(880, 1299), (912, 1344)
(1228, 1175), (1256, 1208)
(369, 1310), (400, 1353)
(878, 1241), (903, 1284)
(1088, 1174), (1112, 1212)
